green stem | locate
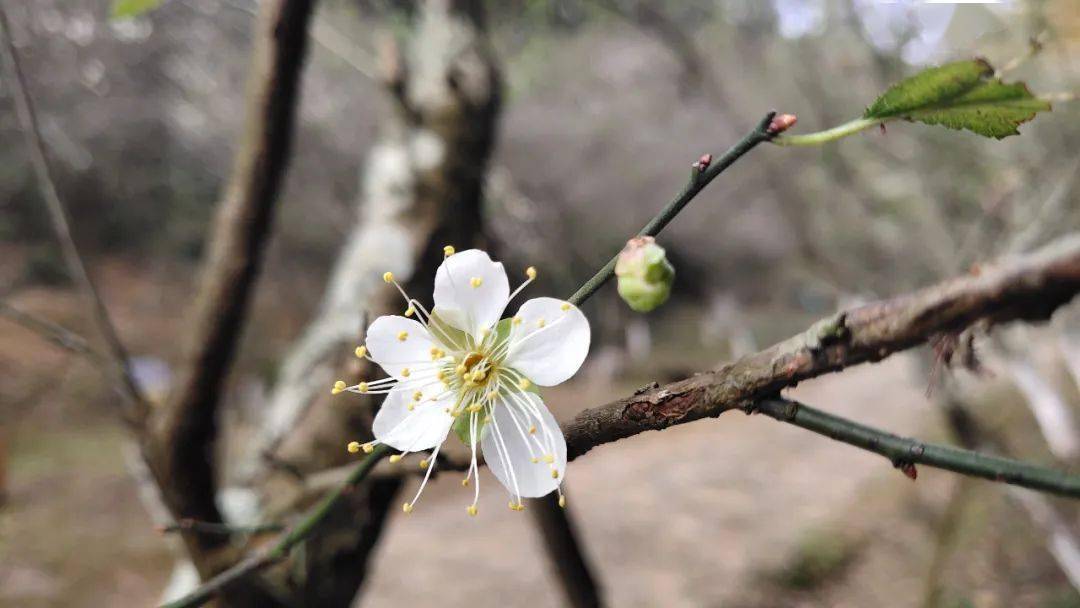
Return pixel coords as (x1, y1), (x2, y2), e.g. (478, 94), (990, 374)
(567, 112), (778, 306)
(769, 117), (880, 147)
(757, 399), (1080, 498)
(160, 445), (390, 608)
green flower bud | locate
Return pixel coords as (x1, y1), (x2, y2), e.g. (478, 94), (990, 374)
(614, 236), (675, 313)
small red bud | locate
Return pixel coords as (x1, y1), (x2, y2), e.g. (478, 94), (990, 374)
(767, 113), (797, 135)
(693, 153), (712, 172)
(899, 462), (917, 481)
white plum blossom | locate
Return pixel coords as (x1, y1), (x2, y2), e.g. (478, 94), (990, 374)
(335, 248), (590, 516)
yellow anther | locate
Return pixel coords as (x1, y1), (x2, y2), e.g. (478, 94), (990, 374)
(470, 277), (483, 288)
(455, 364), (467, 375)
(347, 441), (361, 454)
(413, 391), (423, 401)
(518, 378), (531, 390)
(404, 305), (416, 317)
(443, 245), (455, 257)
(461, 478), (470, 487)
(358, 382), (369, 393)
(551, 469), (559, 479)
(508, 501), (517, 511)
(528, 425), (537, 434)
(558, 495), (566, 508)
(507, 502), (525, 512)
(407, 402), (416, 411)
(389, 454), (403, 463)
(542, 454), (554, 464)
(397, 331), (408, 342)
(332, 380), (346, 395)
(467, 403), (482, 414)
(561, 302), (571, 311)
(430, 347), (443, 360)
(512, 316), (522, 326)
(467, 504), (478, 517)
(383, 271), (394, 283)
(402, 502), (413, 514)
(437, 370), (446, 381)
(419, 459), (429, 469)
(362, 443), (374, 454)
(482, 415), (491, 424)
(526, 266), (537, 280)
(355, 345), (367, 358)
(401, 368), (411, 378)
(537, 318), (546, 328)
(530, 456), (539, 464)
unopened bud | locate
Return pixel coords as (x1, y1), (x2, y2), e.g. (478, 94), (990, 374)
(614, 236), (675, 313)
(691, 153), (713, 174)
(767, 113), (797, 135)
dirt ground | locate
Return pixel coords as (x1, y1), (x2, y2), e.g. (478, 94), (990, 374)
(2, 283), (1077, 607)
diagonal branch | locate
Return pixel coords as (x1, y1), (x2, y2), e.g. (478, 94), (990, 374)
(0, 299), (102, 363)
(561, 233), (1080, 462)
(152, 0), (317, 572)
(755, 397), (1080, 497)
(0, 5), (149, 426)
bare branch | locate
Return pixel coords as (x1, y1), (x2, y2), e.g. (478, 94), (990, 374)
(0, 299), (101, 362)
(561, 233), (1080, 461)
(0, 6), (149, 426)
(152, 0), (316, 572)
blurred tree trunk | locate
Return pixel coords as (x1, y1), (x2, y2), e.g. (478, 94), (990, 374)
(217, 1), (502, 605)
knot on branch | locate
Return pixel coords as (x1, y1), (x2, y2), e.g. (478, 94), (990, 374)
(622, 387), (704, 426)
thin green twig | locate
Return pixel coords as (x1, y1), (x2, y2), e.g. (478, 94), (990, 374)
(567, 112), (778, 306)
(160, 445), (390, 608)
(769, 116), (880, 147)
(756, 398), (1080, 498)
(158, 520), (286, 536)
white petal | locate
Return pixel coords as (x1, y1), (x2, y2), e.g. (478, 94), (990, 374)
(481, 391), (566, 498)
(432, 249), (510, 339)
(366, 315), (438, 379)
(372, 383), (454, 452)
(504, 297), (590, 386)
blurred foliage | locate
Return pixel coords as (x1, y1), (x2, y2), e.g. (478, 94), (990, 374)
(773, 527), (861, 590)
(110, 0), (162, 20)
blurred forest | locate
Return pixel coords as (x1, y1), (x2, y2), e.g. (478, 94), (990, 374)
(3, 0), (1080, 606)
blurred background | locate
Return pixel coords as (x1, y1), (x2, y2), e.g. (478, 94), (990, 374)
(2, 0), (1080, 606)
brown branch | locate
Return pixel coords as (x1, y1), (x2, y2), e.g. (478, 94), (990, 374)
(152, 0), (316, 572)
(561, 233), (1080, 460)
(532, 493), (603, 608)
(0, 6), (149, 426)
(164, 232), (1080, 607)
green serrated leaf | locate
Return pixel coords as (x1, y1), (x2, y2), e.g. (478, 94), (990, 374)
(110, 0), (163, 20)
(863, 58), (1050, 139)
